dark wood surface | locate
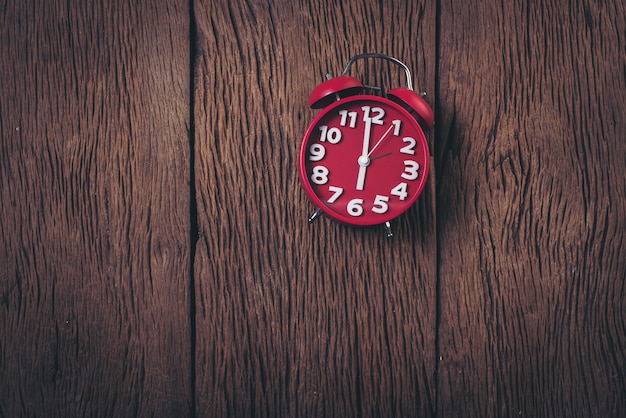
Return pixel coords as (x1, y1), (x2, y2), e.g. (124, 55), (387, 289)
(0, 1), (193, 416)
(192, 1), (437, 416)
(1, 0), (624, 417)
(436, 1), (626, 416)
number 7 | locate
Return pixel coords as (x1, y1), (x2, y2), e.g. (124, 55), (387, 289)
(327, 185), (344, 203)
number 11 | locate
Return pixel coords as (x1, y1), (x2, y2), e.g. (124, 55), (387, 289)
(338, 109), (357, 128)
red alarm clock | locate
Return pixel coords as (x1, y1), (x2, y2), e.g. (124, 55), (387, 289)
(299, 53), (434, 236)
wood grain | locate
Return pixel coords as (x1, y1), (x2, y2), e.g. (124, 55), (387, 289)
(2, 0), (624, 416)
(0, 1), (192, 415)
(436, 0), (626, 416)
(192, 0), (437, 416)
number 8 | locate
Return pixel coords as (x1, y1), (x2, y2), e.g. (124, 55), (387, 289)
(311, 166), (329, 185)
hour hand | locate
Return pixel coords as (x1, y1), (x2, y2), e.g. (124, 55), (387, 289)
(355, 155), (370, 191)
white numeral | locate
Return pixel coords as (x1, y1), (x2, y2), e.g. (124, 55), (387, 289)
(308, 143), (326, 161)
(401, 160), (420, 180)
(327, 186), (344, 203)
(362, 106), (385, 125)
(372, 195), (389, 214)
(319, 125), (342, 144)
(347, 198), (364, 216)
(311, 166), (329, 185)
(338, 110), (358, 128)
(391, 182), (408, 200)
(400, 137), (417, 155)
(392, 120), (402, 136)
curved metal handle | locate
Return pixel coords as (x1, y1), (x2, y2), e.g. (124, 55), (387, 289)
(341, 53), (414, 91)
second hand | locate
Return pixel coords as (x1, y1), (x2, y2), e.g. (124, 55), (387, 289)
(370, 152), (392, 161)
(367, 124), (394, 159)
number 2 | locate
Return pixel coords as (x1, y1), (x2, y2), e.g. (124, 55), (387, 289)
(400, 137), (416, 155)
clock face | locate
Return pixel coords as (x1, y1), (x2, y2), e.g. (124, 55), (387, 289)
(299, 95), (430, 226)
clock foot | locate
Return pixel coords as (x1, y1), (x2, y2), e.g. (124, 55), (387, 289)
(308, 208), (323, 223)
(384, 221), (393, 238)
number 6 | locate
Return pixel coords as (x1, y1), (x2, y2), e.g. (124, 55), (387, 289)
(347, 198), (364, 216)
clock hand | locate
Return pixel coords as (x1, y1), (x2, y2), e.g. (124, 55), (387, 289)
(366, 124), (394, 159)
(360, 118), (372, 157)
(356, 119), (373, 190)
(369, 152), (392, 161)
(356, 122), (394, 190)
(356, 157), (369, 190)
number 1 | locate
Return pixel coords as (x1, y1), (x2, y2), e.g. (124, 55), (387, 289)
(392, 120), (402, 136)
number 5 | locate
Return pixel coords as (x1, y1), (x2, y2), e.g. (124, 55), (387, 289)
(372, 195), (389, 214)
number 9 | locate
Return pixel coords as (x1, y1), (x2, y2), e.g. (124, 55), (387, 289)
(308, 143), (326, 161)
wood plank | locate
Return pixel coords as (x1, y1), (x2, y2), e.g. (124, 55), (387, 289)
(192, 0), (437, 416)
(436, 0), (626, 416)
(0, 1), (192, 415)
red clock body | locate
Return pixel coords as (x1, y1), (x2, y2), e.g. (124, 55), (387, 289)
(299, 94), (430, 226)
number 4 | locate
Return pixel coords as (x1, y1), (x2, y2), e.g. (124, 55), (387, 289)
(391, 182), (408, 200)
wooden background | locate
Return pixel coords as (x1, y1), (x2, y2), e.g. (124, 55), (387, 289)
(1, 0), (624, 416)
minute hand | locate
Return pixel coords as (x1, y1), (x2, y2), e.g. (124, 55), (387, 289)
(361, 119), (372, 156)
(366, 124), (395, 159)
(355, 119), (373, 191)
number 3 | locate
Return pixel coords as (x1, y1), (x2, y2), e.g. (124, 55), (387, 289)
(401, 160), (420, 180)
